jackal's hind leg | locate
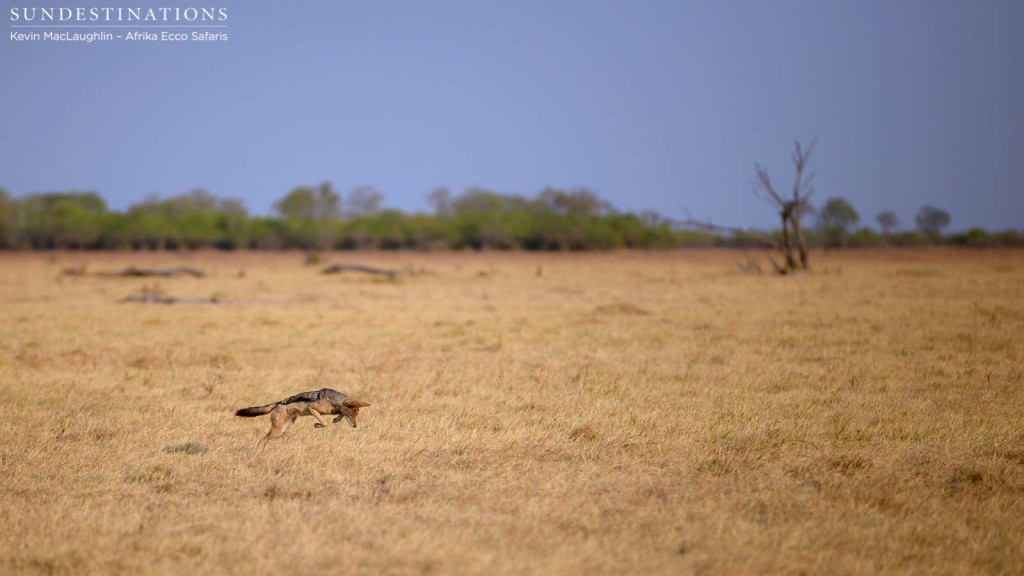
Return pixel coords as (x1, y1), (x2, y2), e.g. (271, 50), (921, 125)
(281, 413), (298, 435)
(256, 406), (291, 452)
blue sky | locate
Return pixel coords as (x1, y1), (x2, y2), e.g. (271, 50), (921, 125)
(2, 0), (1021, 230)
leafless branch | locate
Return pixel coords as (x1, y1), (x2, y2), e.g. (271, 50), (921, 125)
(675, 218), (779, 249)
(801, 172), (816, 202)
(791, 137), (817, 200)
(754, 164), (784, 205)
(763, 253), (787, 275)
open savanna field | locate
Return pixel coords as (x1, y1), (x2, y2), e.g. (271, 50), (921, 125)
(1, 249), (1023, 575)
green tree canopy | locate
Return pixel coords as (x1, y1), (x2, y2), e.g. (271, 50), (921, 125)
(915, 205), (951, 241)
(0, 188), (18, 248)
(20, 191), (107, 248)
(346, 186), (383, 217)
(426, 187), (453, 216)
(0, 186), (1013, 251)
(274, 186), (317, 221)
(817, 197), (860, 247)
(876, 211), (899, 237)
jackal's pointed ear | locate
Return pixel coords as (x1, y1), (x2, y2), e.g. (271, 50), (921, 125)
(344, 399), (371, 408)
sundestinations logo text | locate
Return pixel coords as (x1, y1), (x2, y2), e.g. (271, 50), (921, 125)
(9, 6), (230, 44)
(11, 7), (228, 23)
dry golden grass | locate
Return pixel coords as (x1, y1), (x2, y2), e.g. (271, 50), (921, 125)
(1, 249), (1023, 575)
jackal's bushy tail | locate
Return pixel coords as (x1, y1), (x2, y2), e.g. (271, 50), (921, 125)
(235, 403), (276, 417)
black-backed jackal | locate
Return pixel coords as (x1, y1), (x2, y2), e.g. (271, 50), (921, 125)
(235, 388), (371, 450)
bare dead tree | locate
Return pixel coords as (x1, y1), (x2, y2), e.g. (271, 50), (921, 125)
(753, 138), (816, 271)
(676, 139), (817, 275)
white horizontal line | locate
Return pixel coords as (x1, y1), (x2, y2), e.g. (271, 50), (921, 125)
(11, 25), (228, 28)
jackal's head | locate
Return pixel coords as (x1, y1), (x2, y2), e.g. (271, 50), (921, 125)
(338, 398), (371, 427)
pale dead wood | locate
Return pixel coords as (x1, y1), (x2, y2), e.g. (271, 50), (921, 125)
(94, 266), (206, 278)
(321, 263), (398, 279)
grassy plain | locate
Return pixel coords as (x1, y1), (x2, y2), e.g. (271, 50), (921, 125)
(1, 249), (1022, 575)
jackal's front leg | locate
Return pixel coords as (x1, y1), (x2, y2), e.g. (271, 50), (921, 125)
(310, 408), (330, 429)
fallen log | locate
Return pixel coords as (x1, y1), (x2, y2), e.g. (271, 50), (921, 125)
(100, 266), (205, 278)
(60, 265), (88, 277)
(120, 294), (226, 305)
(321, 263), (397, 279)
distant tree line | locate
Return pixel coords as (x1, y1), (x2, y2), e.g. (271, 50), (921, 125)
(809, 198), (1022, 248)
(0, 186), (1019, 250)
